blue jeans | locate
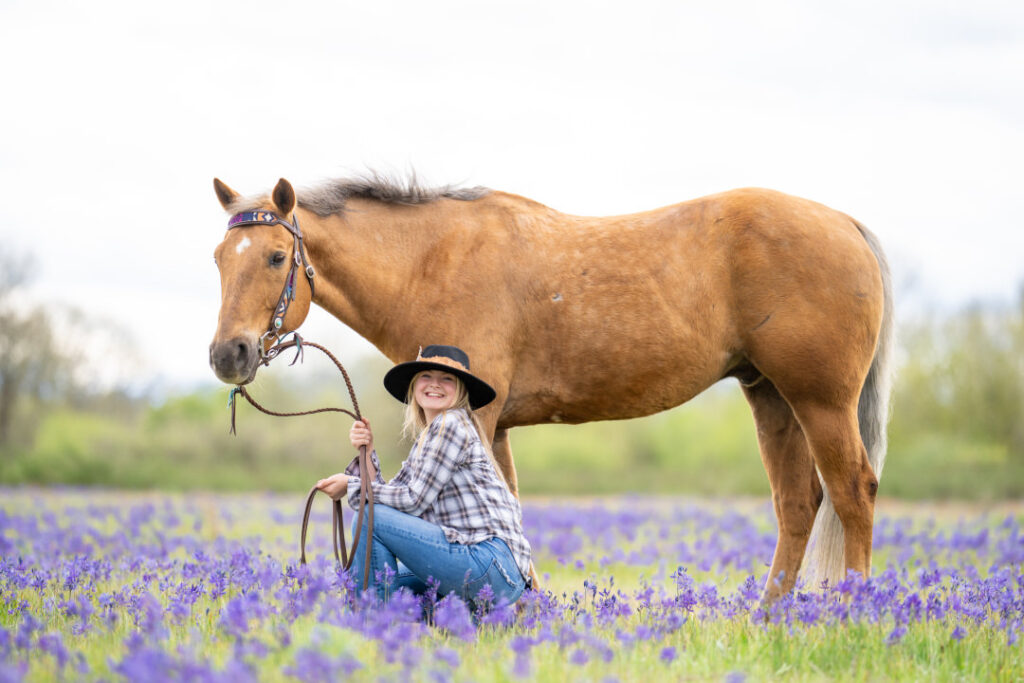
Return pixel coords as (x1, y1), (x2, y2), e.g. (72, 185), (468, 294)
(348, 504), (525, 605)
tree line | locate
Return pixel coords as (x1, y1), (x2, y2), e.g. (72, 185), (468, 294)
(2, 245), (1022, 497)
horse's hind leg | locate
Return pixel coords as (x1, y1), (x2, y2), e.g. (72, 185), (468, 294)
(743, 379), (823, 602)
(790, 399), (878, 579)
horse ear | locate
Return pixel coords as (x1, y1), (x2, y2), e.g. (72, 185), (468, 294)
(213, 178), (240, 210)
(272, 178), (296, 216)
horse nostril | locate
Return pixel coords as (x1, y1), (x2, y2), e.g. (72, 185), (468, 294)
(210, 337), (257, 383)
(236, 341), (250, 364)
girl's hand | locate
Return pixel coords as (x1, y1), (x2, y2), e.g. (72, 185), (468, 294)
(316, 473), (349, 500)
(350, 418), (374, 453)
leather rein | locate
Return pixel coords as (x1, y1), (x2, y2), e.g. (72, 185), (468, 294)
(225, 210), (375, 590)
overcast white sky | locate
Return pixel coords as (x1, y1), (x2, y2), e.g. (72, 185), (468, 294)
(1, 0), (1022, 391)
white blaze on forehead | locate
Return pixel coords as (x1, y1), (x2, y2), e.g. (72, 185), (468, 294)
(235, 236), (252, 254)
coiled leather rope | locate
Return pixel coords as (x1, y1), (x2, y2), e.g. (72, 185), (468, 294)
(228, 335), (375, 589)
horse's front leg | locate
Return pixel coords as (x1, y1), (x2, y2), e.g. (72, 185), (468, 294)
(475, 391), (520, 497)
(487, 424), (539, 590)
(491, 427), (520, 498)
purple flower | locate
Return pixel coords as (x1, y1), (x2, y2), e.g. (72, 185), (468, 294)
(886, 625), (908, 645)
(219, 591), (272, 639)
(375, 563), (397, 597)
(9, 490), (1024, 683)
(111, 639), (178, 681)
(433, 595), (475, 642)
(208, 570), (229, 600)
(433, 646), (460, 668)
(475, 582), (495, 605)
(14, 614), (41, 650)
(0, 661), (28, 682)
(428, 670), (452, 683)
(663, 611), (686, 632)
(698, 583), (719, 610)
(738, 575), (761, 602)
(59, 594), (95, 636)
(258, 557), (281, 591)
(284, 648), (363, 682)
(37, 633), (69, 671)
(399, 645), (423, 669)
(794, 594), (823, 625)
(512, 651), (531, 678)
(510, 635), (533, 654)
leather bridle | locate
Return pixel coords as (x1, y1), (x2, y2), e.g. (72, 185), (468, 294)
(226, 210), (316, 357)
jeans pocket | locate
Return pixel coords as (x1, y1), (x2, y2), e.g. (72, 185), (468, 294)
(462, 559), (504, 602)
(462, 548), (523, 604)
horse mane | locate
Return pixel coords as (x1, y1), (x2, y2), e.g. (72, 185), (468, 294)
(297, 172), (491, 217)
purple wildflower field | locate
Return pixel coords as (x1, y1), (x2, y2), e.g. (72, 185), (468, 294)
(1, 488), (1022, 681)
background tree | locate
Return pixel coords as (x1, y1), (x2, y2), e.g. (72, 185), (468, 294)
(891, 288), (1024, 459)
(0, 249), (74, 446)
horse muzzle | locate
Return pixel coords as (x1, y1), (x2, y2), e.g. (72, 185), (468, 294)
(209, 336), (260, 385)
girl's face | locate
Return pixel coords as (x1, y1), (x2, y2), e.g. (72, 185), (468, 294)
(412, 370), (459, 420)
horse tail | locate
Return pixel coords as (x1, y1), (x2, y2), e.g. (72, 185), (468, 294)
(853, 222), (896, 480)
(806, 220), (895, 588)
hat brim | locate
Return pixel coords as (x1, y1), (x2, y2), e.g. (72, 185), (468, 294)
(383, 360), (497, 410)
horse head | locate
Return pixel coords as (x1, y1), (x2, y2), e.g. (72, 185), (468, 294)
(209, 178), (314, 384)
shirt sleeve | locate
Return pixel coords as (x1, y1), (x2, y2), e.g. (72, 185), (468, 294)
(344, 448), (385, 509)
(353, 412), (470, 516)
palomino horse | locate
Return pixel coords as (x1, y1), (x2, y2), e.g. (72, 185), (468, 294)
(209, 174), (894, 602)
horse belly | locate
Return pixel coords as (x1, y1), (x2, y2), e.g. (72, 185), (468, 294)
(505, 264), (736, 425)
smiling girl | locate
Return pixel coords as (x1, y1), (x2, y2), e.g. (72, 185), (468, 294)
(316, 345), (530, 605)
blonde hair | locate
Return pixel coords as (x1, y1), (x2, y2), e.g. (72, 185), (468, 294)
(402, 371), (508, 488)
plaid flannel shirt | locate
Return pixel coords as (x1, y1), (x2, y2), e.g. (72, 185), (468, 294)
(345, 408), (531, 581)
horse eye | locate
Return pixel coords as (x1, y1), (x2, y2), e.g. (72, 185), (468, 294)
(270, 251), (287, 267)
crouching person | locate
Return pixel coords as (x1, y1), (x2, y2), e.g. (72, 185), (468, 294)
(316, 345), (531, 608)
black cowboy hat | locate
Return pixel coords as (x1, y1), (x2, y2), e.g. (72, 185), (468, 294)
(383, 345), (496, 410)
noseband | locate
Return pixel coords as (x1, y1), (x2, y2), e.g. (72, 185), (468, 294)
(226, 210), (316, 357)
